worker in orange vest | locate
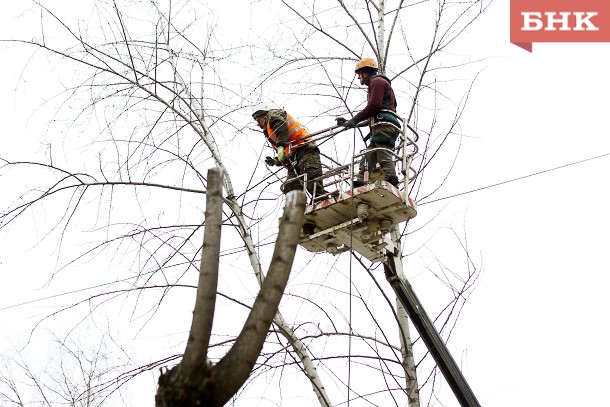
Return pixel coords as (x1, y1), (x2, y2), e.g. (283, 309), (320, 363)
(253, 104), (327, 197)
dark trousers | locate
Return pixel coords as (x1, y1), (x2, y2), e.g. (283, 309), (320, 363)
(356, 142), (397, 182)
(281, 147), (325, 195)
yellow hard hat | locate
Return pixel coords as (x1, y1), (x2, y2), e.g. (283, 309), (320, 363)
(355, 58), (378, 73)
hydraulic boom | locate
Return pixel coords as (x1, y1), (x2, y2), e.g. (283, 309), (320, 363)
(384, 254), (481, 407)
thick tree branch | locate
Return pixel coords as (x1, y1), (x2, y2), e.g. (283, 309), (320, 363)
(179, 167), (224, 376)
(213, 190), (306, 405)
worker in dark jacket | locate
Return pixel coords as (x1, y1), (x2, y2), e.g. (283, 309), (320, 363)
(253, 104), (327, 197)
(342, 58), (401, 188)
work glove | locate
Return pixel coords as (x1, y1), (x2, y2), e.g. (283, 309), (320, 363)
(335, 117), (347, 126)
(265, 156), (278, 166)
(277, 146), (287, 163)
(344, 118), (359, 128)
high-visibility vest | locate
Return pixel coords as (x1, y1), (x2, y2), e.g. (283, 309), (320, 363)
(266, 113), (310, 157)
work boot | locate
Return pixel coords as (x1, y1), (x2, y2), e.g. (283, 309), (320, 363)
(311, 183), (327, 195)
(387, 176), (399, 188)
(302, 222), (316, 235)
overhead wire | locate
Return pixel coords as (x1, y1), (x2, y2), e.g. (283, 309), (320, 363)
(0, 273), (150, 312)
(418, 151), (610, 206)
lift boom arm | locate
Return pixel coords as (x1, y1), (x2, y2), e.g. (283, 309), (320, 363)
(384, 254), (482, 407)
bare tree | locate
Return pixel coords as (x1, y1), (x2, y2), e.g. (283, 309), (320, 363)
(0, 0), (489, 406)
(1, 1), (332, 405)
(0, 331), (129, 406)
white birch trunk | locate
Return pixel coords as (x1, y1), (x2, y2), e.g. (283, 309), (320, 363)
(376, 2), (419, 403)
(378, 0), (386, 73)
(391, 228), (421, 407)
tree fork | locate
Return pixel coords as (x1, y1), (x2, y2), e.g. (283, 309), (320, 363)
(155, 171), (306, 407)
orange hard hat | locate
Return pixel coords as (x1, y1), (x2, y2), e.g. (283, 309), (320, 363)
(355, 58), (378, 73)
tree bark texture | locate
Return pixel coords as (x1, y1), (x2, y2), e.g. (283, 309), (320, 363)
(181, 168), (223, 375)
(155, 188), (306, 407)
(391, 228), (420, 407)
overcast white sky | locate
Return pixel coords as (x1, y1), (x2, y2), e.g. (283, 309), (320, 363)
(442, 2), (610, 405)
(1, 1), (610, 406)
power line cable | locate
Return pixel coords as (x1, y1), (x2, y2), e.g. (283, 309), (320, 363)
(0, 273), (148, 312)
(419, 151), (610, 206)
